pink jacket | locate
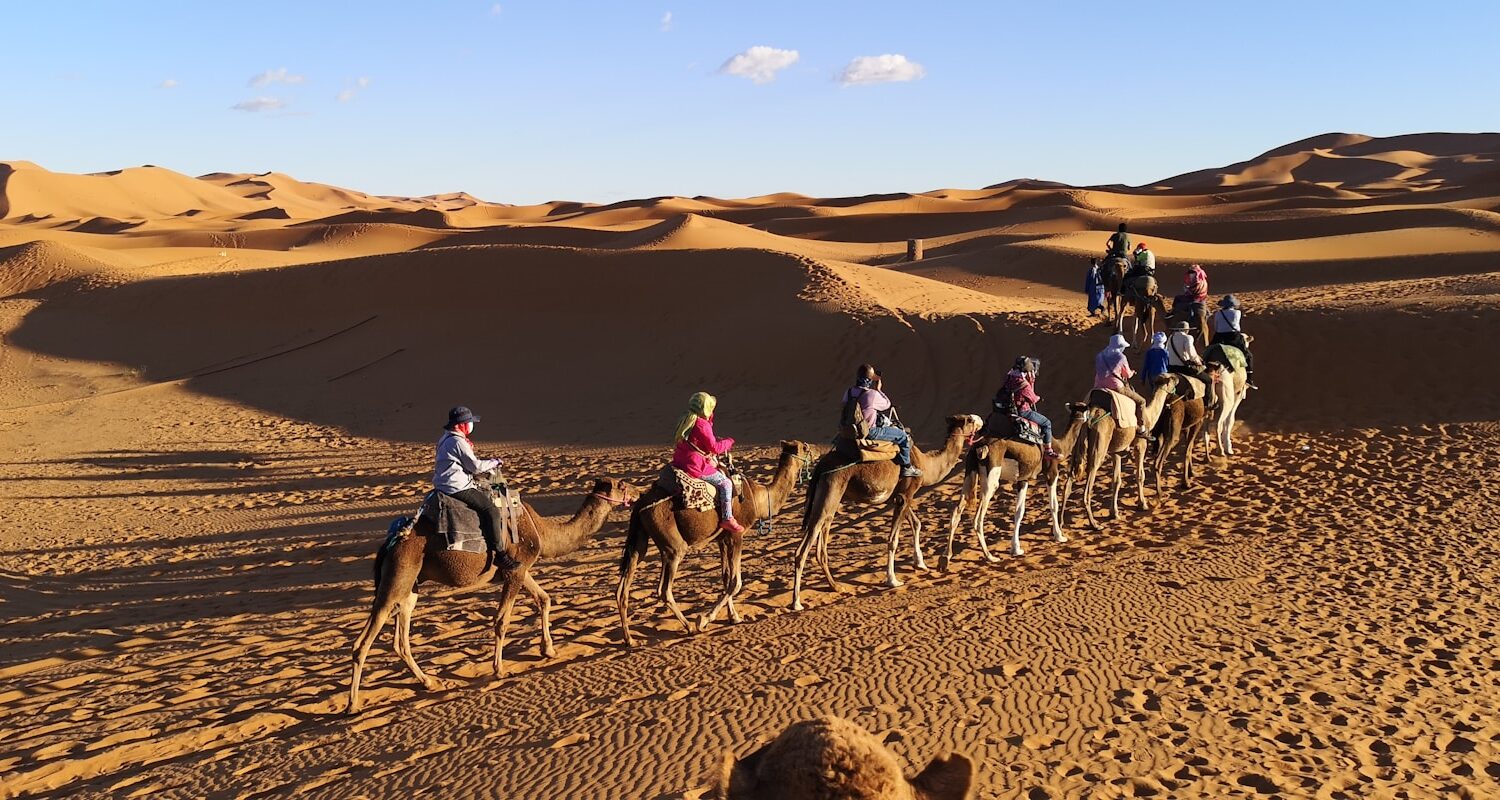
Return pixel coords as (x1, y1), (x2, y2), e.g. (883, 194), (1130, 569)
(1003, 369), (1040, 413)
(671, 416), (734, 479)
(1093, 348), (1134, 391)
(1182, 266), (1208, 302)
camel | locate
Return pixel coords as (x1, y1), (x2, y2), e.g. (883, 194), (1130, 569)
(1166, 300), (1211, 350)
(1123, 280), (1168, 346)
(348, 476), (640, 713)
(616, 440), (817, 648)
(1078, 376), (1178, 530)
(1093, 256), (1128, 322)
(791, 414), (984, 611)
(943, 403), (1088, 564)
(714, 715), (976, 800)
(1205, 356), (1249, 458)
(1151, 374), (1210, 495)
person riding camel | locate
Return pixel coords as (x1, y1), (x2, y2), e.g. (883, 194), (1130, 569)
(993, 356), (1057, 458)
(1173, 263), (1209, 316)
(1094, 334), (1150, 430)
(1122, 243), (1156, 302)
(1210, 295), (1257, 388)
(671, 391), (744, 534)
(434, 406), (520, 571)
(1085, 259), (1106, 316)
(1105, 222), (1131, 259)
(1166, 320), (1208, 377)
(843, 364), (921, 477)
(1143, 332), (1170, 383)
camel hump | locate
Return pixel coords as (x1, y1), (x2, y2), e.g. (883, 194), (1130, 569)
(1091, 389), (1137, 428)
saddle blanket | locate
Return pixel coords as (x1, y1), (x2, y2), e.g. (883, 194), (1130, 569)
(656, 466), (718, 512)
(1179, 374), (1206, 402)
(1094, 388), (1137, 429)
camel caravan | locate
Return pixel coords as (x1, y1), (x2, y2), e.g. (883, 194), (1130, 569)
(348, 248), (1256, 712)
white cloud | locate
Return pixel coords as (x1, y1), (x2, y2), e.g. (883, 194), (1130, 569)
(660, 11), (672, 32)
(231, 96), (286, 112)
(338, 76), (371, 103)
(158, 78), (179, 89)
(248, 67), (305, 88)
(838, 54), (926, 86)
(490, 3), (502, 15)
(718, 46), (799, 85)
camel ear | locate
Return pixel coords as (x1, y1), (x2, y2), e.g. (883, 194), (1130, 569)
(910, 752), (976, 800)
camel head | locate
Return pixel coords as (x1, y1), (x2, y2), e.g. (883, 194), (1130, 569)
(589, 477), (642, 509)
(946, 414), (985, 439)
(779, 439), (817, 462)
(715, 716), (976, 800)
(1065, 400), (1088, 419)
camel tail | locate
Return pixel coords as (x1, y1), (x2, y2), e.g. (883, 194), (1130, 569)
(372, 541), (388, 592)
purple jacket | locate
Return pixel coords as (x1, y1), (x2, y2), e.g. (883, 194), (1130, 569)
(843, 385), (893, 430)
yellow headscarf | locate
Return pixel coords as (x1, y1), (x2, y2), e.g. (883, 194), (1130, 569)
(672, 391), (717, 443)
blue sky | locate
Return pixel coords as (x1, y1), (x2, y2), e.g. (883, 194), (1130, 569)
(3, 1), (1497, 204)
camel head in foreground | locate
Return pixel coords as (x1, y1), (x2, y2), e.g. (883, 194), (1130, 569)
(715, 716), (975, 800)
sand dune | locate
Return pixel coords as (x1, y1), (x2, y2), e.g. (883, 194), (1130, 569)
(2, 132), (1499, 799)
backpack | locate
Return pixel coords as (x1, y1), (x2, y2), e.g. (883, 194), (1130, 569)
(838, 389), (871, 440)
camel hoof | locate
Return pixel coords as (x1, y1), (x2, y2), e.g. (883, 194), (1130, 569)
(696, 615), (712, 632)
(983, 553), (1000, 564)
(887, 576), (904, 589)
(791, 601), (805, 612)
(728, 611), (743, 624)
(1054, 534), (1068, 544)
(913, 560), (930, 573)
(1011, 546), (1024, 557)
(541, 646), (557, 659)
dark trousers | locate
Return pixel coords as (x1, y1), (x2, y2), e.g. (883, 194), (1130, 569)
(447, 487), (503, 552)
(1211, 332), (1255, 373)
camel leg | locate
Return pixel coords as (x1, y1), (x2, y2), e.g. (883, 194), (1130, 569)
(700, 536), (735, 631)
(1110, 453), (1122, 522)
(1136, 443), (1150, 512)
(520, 572), (554, 658)
(659, 548), (691, 632)
(392, 591), (436, 691)
(1083, 452), (1104, 531)
(942, 470), (975, 571)
(911, 512), (929, 572)
(348, 561), (416, 714)
(791, 523), (818, 612)
(491, 572), (524, 679)
(1049, 474), (1067, 543)
(819, 520), (840, 593)
(975, 468), (1002, 562)
(616, 533), (646, 648)
(1010, 482), (1028, 556)
(726, 539), (745, 624)
(885, 503), (903, 588)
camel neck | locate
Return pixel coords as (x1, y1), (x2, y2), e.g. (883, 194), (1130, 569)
(536, 495), (613, 560)
(916, 428), (966, 487)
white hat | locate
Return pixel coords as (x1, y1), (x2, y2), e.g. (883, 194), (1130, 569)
(1108, 333), (1129, 350)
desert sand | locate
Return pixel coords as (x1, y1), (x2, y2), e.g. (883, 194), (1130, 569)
(1, 132), (1498, 798)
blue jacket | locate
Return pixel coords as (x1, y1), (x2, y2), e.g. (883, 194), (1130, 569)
(1143, 346), (1170, 380)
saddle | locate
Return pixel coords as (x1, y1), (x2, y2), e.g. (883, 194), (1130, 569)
(418, 485), (524, 554)
(981, 411), (1045, 447)
(831, 436), (900, 463)
(1089, 388), (1137, 430)
(1178, 374), (1206, 402)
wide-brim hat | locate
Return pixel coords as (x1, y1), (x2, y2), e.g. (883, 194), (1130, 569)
(446, 405), (480, 427)
(1169, 320), (1190, 331)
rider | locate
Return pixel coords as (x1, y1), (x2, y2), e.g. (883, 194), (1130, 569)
(671, 391), (744, 533)
(1165, 320), (1207, 379)
(1085, 259), (1106, 316)
(1122, 243), (1156, 300)
(995, 356), (1057, 458)
(1143, 332), (1170, 384)
(1094, 334), (1150, 430)
(844, 364), (921, 477)
(1210, 295), (1256, 387)
(1173, 263), (1209, 317)
(434, 406), (520, 570)
(1105, 222), (1131, 259)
